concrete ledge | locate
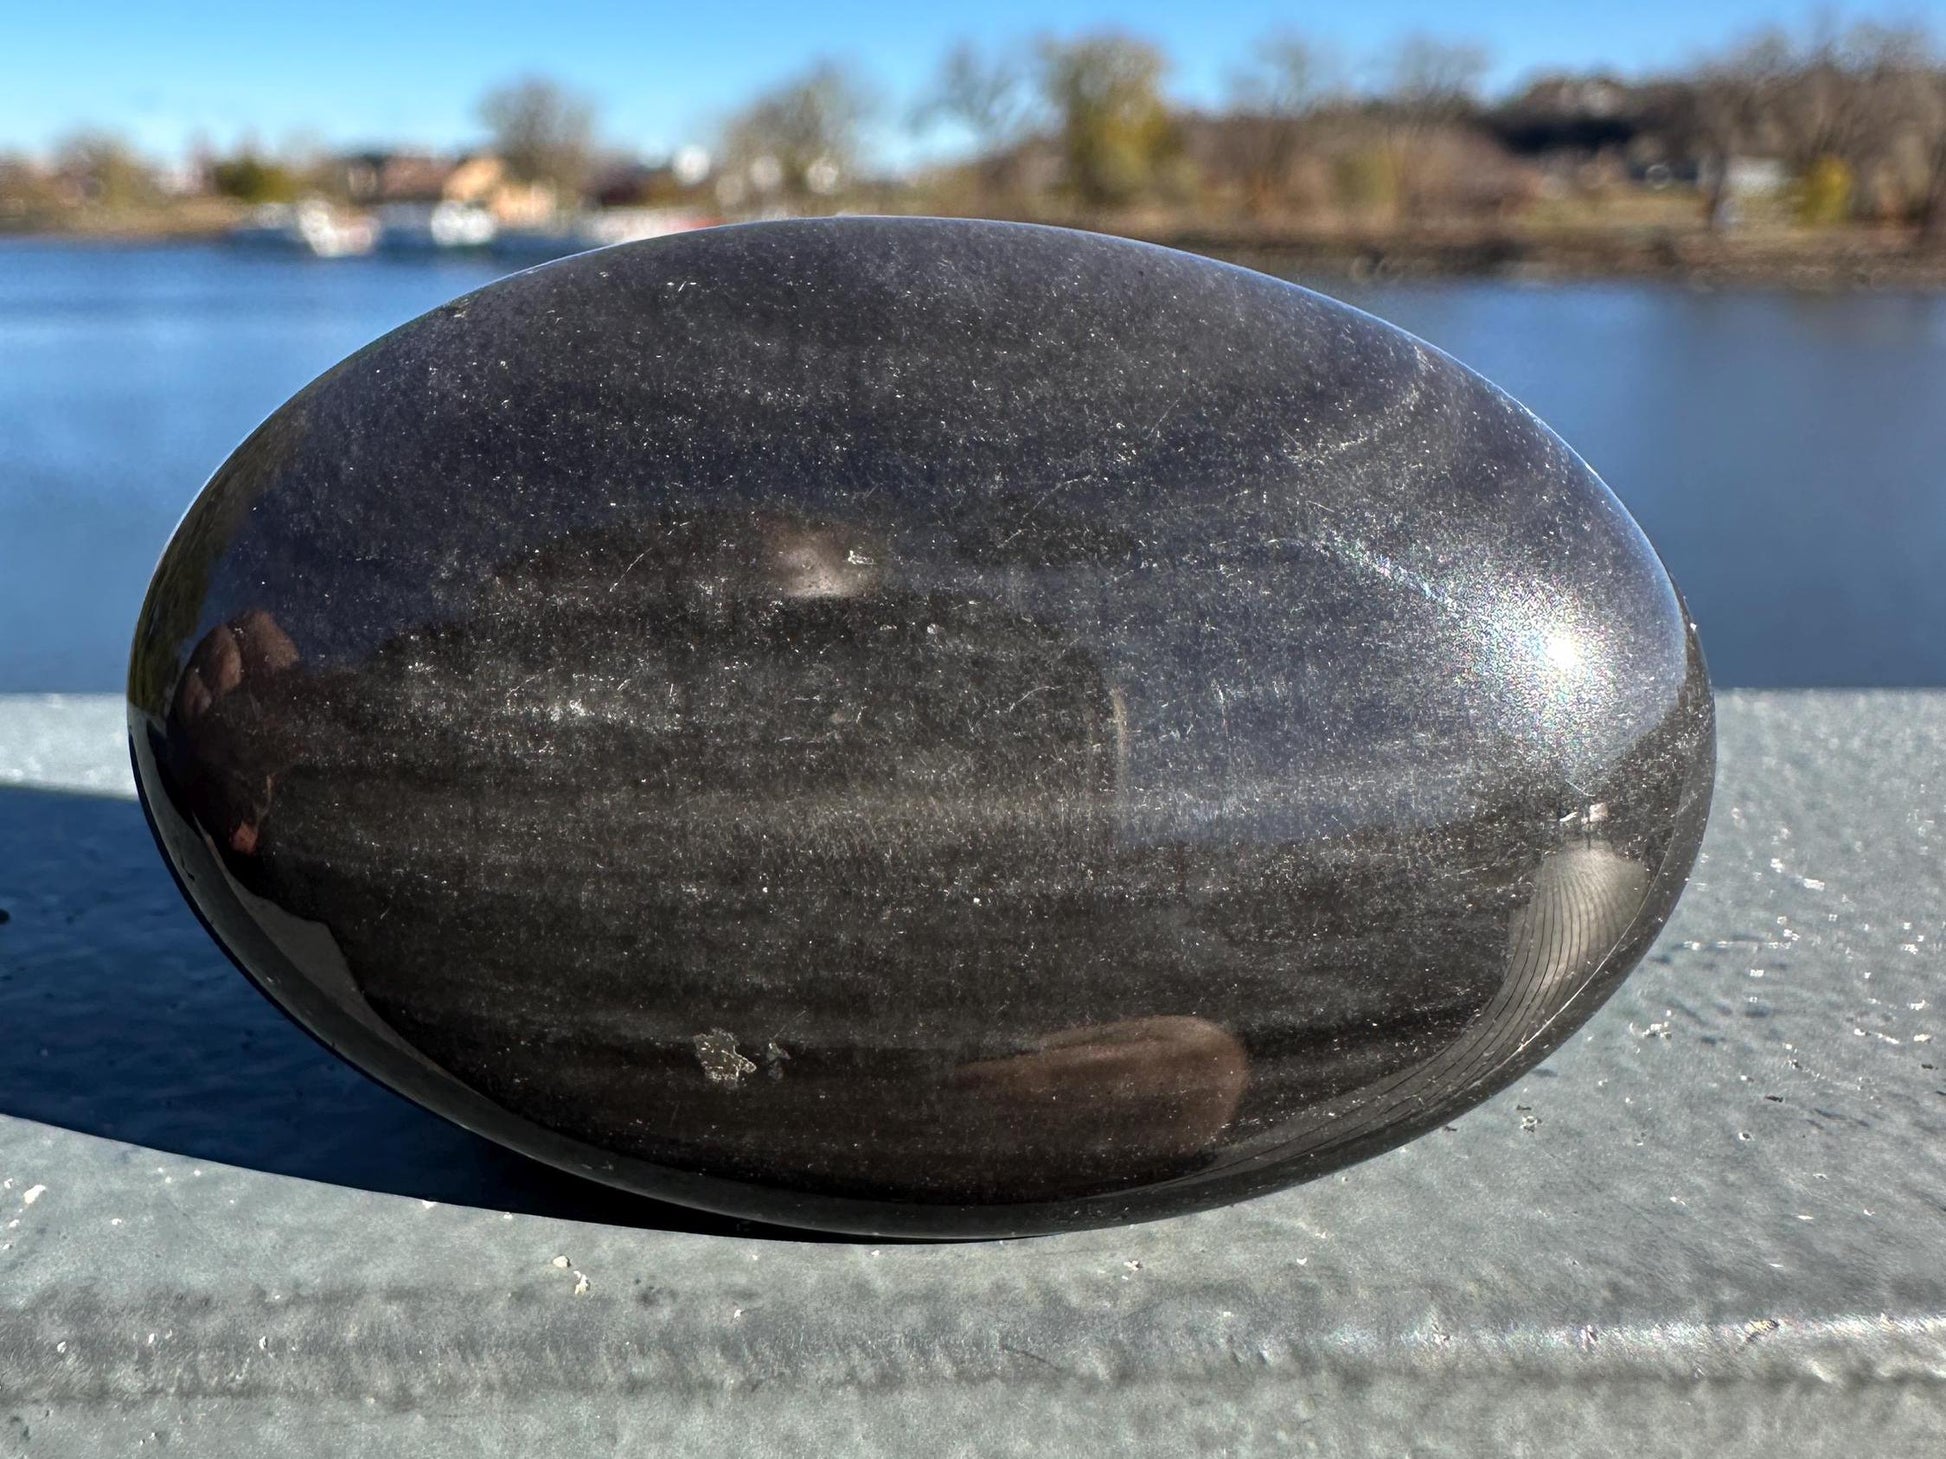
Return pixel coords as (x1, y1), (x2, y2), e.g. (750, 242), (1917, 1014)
(2, 692), (1943, 1455)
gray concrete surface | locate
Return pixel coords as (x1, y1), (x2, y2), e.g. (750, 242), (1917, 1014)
(1, 691), (1942, 1456)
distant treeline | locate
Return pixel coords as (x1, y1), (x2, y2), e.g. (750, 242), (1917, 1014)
(8, 16), (1946, 245)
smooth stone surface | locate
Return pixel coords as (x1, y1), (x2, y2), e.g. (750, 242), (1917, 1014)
(127, 218), (1713, 1236)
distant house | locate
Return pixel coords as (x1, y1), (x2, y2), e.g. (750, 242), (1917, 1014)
(593, 160), (671, 208)
(441, 154), (503, 205)
(1713, 157), (1790, 199)
(342, 151), (454, 205)
(1492, 75), (1642, 158)
(340, 150), (555, 225)
(590, 152), (720, 209)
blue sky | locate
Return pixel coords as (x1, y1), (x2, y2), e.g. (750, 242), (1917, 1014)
(6, 1), (1942, 165)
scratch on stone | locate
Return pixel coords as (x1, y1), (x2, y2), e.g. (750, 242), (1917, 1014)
(609, 549), (651, 594)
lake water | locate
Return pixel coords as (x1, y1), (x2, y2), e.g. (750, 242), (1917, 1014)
(3, 238), (1943, 691)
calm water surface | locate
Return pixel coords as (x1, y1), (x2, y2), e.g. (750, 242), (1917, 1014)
(3, 238), (1942, 690)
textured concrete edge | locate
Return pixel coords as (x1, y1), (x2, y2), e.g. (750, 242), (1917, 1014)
(4, 1292), (1946, 1403)
(7, 1372), (1946, 1459)
(0, 695), (132, 798)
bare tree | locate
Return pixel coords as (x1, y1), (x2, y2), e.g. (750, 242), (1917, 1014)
(51, 131), (159, 210)
(479, 77), (598, 204)
(1660, 31), (1795, 230)
(723, 61), (877, 204)
(1225, 32), (1340, 215)
(1666, 20), (1936, 231)
(1386, 34), (1490, 116)
(1793, 21), (1913, 161)
(1038, 33), (1177, 208)
(1861, 25), (1939, 222)
(0, 152), (62, 226)
(912, 41), (1036, 202)
(1378, 34), (1491, 220)
(1792, 21), (1931, 219)
(916, 41), (1033, 148)
(1906, 45), (1946, 243)
(1676, 75), (1753, 231)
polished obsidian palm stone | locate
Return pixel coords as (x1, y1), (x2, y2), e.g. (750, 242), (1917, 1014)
(129, 218), (1713, 1237)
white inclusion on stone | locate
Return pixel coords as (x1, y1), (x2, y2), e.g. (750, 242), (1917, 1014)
(693, 1029), (759, 1088)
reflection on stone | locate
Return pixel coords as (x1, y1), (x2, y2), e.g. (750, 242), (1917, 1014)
(166, 608), (298, 855)
(130, 218), (1713, 1236)
(1212, 836), (1659, 1178)
(951, 1017), (1251, 1197)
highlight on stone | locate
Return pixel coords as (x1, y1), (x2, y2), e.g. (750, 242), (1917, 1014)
(128, 218), (1714, 1237)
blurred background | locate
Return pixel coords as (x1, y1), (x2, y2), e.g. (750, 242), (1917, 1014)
(4, 1), (1945, 690)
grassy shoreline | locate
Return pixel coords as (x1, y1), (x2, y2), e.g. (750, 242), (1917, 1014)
(10, 207), (1946, 288)
(1169, 226), (1946, 288)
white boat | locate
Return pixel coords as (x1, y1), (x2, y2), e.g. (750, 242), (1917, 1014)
(229, 201), (378, 258)
(376, 201), (497, 252)
(574, 208), (715, 248)
(491, 208), (713, 263)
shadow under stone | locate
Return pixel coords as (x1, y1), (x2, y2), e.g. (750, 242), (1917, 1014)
(0, 783), (856, 1241)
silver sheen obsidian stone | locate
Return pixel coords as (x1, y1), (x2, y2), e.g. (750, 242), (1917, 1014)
(129, 219), (1713, 1237)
